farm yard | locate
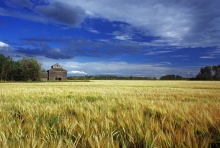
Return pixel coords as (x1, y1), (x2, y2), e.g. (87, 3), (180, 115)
(0, 80), (220, 147)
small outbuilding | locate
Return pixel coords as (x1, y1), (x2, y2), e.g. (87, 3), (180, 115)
(41, 72), (48, 81)
(47, 63), (67, 80)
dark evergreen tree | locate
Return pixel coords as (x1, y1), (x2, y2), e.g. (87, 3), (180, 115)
(160, 75), (183, 80)
(212, 65), (220, 80)
(0, 54), (6, 81)
(196, 66), (212, 80)
(0, 54), (14, 81)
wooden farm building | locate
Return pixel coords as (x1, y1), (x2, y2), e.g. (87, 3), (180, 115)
(47, 63), (67, 80)
(41, 72), (48, 81)
(41, 63), (67, 81)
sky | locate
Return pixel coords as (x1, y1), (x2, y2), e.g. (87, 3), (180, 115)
(0, 0), (220, 78)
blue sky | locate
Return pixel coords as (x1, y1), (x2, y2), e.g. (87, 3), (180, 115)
(0, 0), (220, 78)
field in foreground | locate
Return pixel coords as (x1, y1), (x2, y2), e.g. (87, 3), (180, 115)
(0, 80), (220, 147)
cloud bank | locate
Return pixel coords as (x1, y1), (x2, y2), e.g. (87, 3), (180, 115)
(35, 2), (86, 26)
(11, 0), (33, 8)
(0, 0), (86, 27)
(16, 37), (142, 59)
(1, 0), (220, 48)
(61, 0), (220, 48)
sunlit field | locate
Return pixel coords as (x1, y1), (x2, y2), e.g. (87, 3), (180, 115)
(0, 80), (220, 147)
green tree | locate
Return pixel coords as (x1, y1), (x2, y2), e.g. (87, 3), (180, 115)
(0, 54), (14, 81)
(3, 56), (13, 81)
(0, 54), (6, 81)
(160, 75), (183, 80)
(17, 57), (42, 81)
(6, 59), (22, 81)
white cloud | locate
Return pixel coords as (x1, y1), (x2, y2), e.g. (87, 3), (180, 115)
(88, 29), (100, 34)
(97, 39), (109, 42)
(144, 50), (172, 55)
(0, 41), (10, 52)
(161, 62), (171, 65)
(199, 56), (215, 59)
(114, 35), (132, 41)
(68, 70), (87, 75)
(197, 48), (220, 59)
(0, 41), (9, 48)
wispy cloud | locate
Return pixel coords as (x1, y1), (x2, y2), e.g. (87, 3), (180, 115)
(160, 62), (172, 65)
(20, 37), (62, 42)
(144, 50), (172, 55)
(16, 42), (74, 59)
(209, 48), (220, 54)
(114, 35), (132, 41)
(200, 56), (215, 59)
(171, 55), (189, 58)
(199, 48), (220, 59)
(16, 37), (142, 59)
(88, 28), (100, 34)
(12, 35), (189, 60)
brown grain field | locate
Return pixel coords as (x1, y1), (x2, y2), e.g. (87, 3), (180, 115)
(0, 80), (220, 147)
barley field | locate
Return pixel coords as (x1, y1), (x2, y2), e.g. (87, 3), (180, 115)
(0, 80), (220, 148)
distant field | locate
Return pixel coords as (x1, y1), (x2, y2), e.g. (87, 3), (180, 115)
(0, 80), (220, 147)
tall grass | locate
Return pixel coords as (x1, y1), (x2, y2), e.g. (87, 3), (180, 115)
(0, 80), (220, 147)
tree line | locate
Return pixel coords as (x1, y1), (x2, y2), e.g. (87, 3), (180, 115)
(195, 65), (220, 80)
(160, 65), (220, 80)
(67, 75), (156, 80)
(0, 54), (42, 81)
(1, 53), (219, 81)
(160, 75), (185, 80)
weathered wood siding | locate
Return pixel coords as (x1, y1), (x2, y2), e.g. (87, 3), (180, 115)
(41, 63), (67, 81)
(48, 69), (67, 80)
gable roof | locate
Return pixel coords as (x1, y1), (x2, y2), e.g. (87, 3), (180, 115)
(48, 68), (67, 72)
(49, 63), (67, 71)
(51, 63), (63, 69)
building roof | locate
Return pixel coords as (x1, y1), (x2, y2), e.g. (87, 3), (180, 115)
(49, 63), (67, 71)
(48, 68), (67, 71)
(51, 63), (63, 69)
